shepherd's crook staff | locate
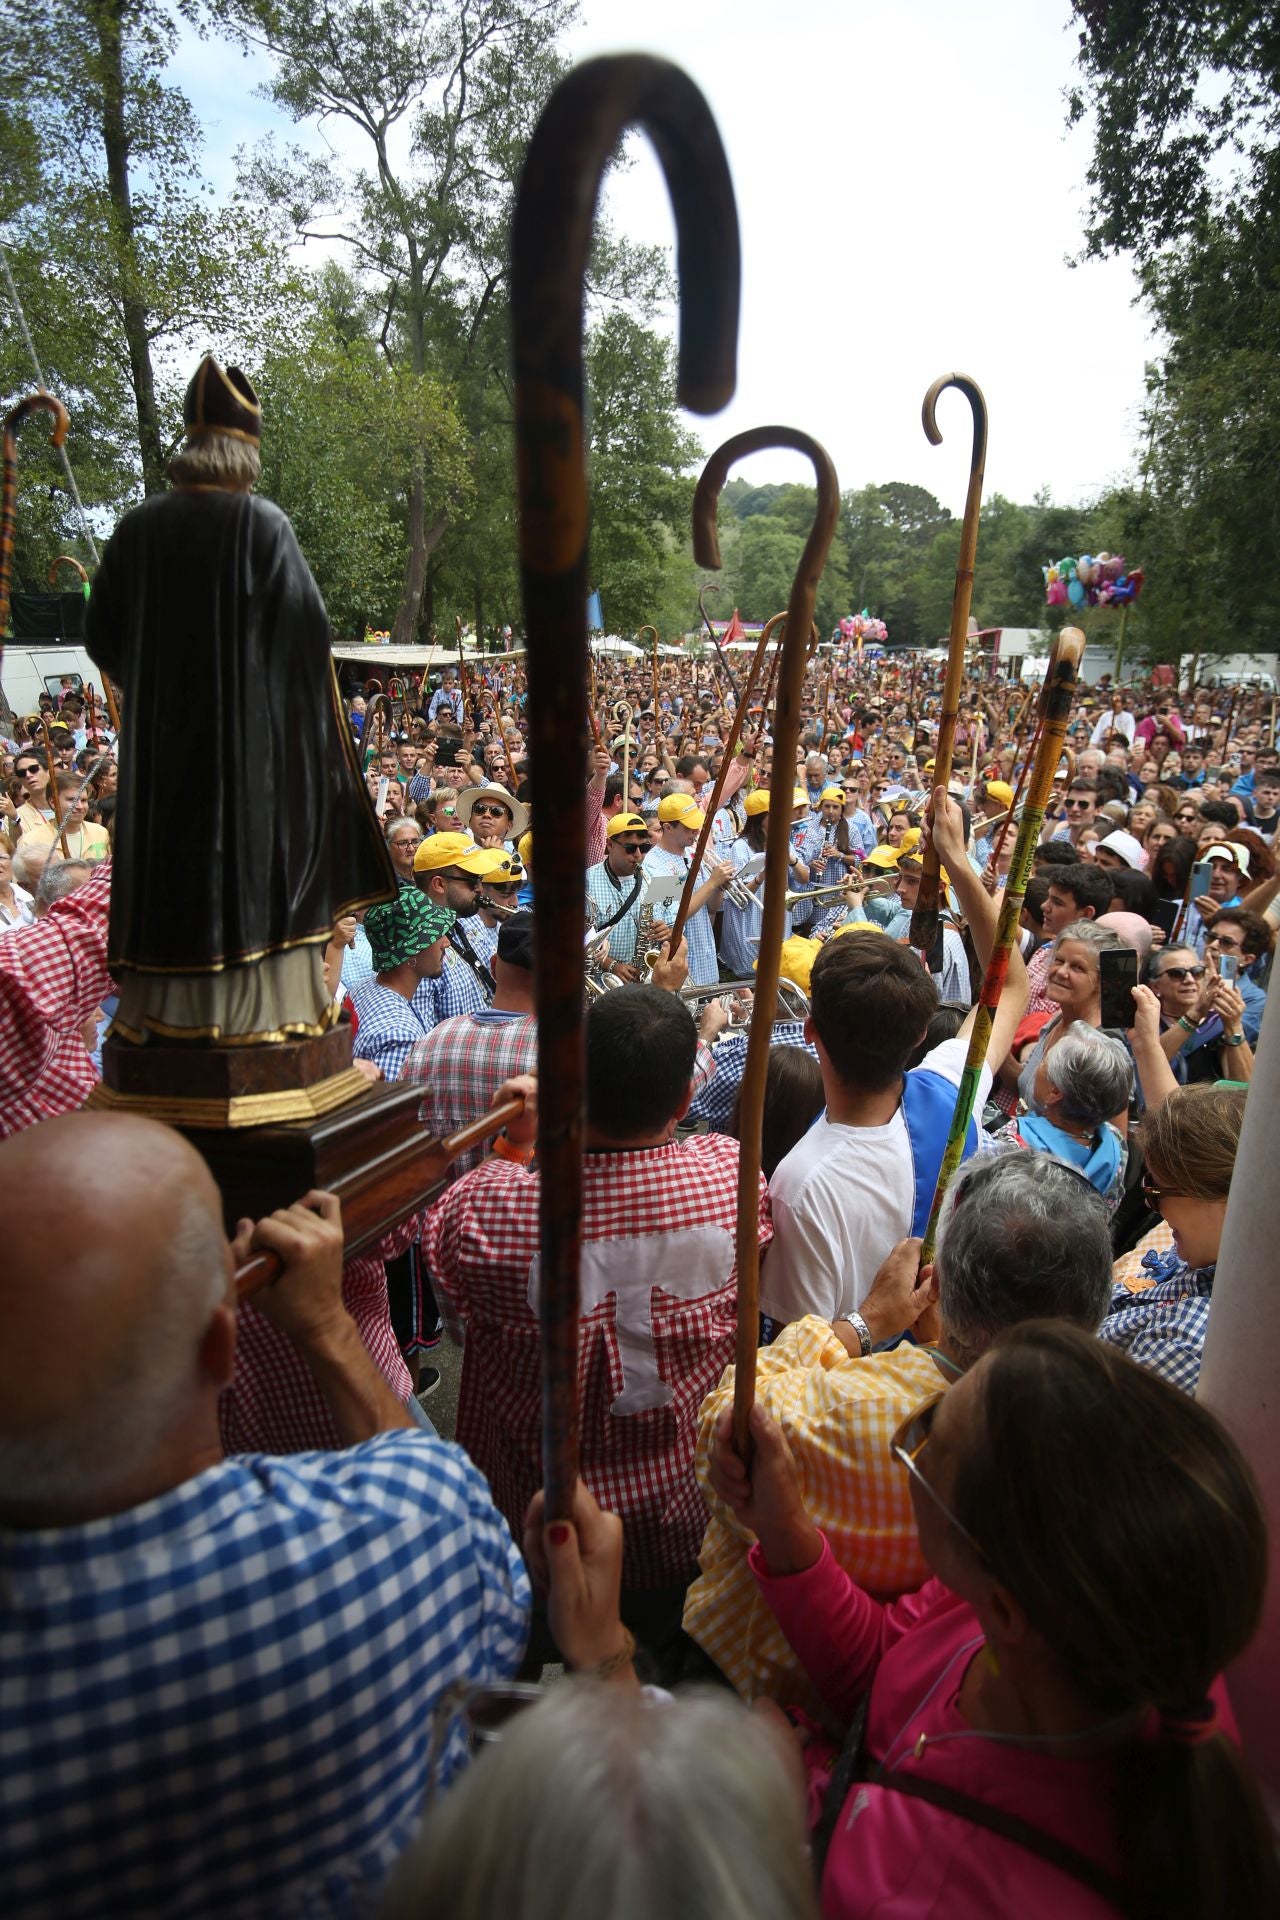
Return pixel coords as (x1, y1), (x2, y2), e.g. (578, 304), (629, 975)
(1, 393), (70, 677)
(511, 53), (740, 1522)
(910, 374), (987, 951)
(918, 626), (1087, 1264)
(691, 428), (839, 1458)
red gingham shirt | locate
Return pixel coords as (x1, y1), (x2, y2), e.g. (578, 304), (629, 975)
(220, 1227), (415, 1455)
(0, 863), (112, 1140)
(401, 1011), (539, 1179)
(422, 1133), (771, 1588)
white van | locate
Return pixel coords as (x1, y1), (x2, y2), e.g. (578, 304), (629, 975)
(1, 644), (105, 723)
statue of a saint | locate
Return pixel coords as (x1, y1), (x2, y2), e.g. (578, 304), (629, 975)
(87, 355), (396, 1045)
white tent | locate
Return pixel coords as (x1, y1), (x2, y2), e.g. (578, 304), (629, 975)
(592, 635), (643, 655)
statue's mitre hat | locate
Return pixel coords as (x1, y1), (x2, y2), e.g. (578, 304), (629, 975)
(183, 354), (262, 444)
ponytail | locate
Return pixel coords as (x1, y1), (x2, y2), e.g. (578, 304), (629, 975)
(1116, 1731), (1279, 1920)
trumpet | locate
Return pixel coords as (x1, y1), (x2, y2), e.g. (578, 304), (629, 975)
(781, 878), (864, 913)
(676, 976), (812, 1024)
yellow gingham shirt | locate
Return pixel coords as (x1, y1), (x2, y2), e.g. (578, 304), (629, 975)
(684, 1317), (943, 1717)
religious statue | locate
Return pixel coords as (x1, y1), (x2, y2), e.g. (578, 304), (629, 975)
(86, 355), (396, 1046)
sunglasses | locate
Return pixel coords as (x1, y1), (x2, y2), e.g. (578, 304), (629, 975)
(472, 802), (510, 818)
(1206, 932), (1243, 953)
(889, 1394), (987, 1562)
(444, 871), (482, 888)
(1064, 797), (1093, 810)
(1156, 964), (1205, 983)
(618, 840), (649, 853)
(15, 765), (41, 778)
(486, 880), (520, 894)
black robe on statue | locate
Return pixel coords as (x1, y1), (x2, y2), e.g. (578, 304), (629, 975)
(87, 489), (396, 977)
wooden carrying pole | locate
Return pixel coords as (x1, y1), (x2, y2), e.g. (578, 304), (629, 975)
(234, 1095), (524, 1299)
(697, 582), (743, 706)
(691, 427), (839, 1456)
(665, 597), (782, 955)
(511, 53), (740, 1523)
(918, 627), (1086, 1263)
(909, 373), (987, 950)
(1, 393), (69, 672)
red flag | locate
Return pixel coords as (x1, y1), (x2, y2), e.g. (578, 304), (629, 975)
(723, 608), (746, 646)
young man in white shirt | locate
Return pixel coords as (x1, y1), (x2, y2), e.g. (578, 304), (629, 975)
(760, 790), (1029, 1330)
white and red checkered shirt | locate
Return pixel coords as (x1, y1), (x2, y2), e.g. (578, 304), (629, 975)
(422, 1133), (771, 1589)
(0, 863), (112, 1140)
(220, 1227), (416, 1455)
(401, 1010), (539, 1179)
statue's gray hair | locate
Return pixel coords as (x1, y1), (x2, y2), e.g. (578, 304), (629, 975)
(168, 433), (261, 489)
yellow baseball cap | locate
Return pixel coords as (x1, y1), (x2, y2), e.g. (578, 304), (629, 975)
(475, 848), (526, 883)
(862, 844), (900, 870)
(819, 785), (845, 805)
(518, 830), (534, 868)
(657, 792), (705, 828)
(792, 786), (809, 809)
(984, 779), (1015, 808)
(606, 812), (650, 839)
(413, 831), (493, 876)
(744, 789), (771, 816)
(778, 934), (821, 996)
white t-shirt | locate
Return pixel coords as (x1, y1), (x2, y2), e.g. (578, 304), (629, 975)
(759, 1035), (992, 1327)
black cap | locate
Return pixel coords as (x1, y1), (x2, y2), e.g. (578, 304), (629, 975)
(497, 908), (535, 972)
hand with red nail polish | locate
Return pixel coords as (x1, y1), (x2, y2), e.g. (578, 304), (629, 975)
(523, 1481), (635, 1683)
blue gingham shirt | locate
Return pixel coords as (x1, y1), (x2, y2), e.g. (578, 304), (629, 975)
(340, 923), (375, 993)
(0, 1433), (529, 1918)
(585, 860), (645, 967)
(643, 844), (719, 985)
(352, 978), (436, 1082)
(689, 1020), (814, 1131)
(1098, 1247), (1213, 1393)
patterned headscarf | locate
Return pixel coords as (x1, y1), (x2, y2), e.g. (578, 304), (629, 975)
(365, 892), (456, 971)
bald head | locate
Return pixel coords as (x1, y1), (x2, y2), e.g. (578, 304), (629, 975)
(0, 1113), (232, 1520)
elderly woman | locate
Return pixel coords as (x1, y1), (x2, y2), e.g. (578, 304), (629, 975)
(1002, 920), (1132, 1114)
(1099, 1084), (1245, 1392)
(0, 830), (34, 928)
(1011, 1026), (1131, 1205)
(524, 1320), (1276, 1919)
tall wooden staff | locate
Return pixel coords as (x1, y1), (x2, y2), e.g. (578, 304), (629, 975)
(665, 598), (786, 955)
(1, 393), (70, 675)
(919, 627), (1086, 1263)
(698, 581), (742, 706)
(39, 713), (71, 856)
(985, 708), (1044, 878)
(690, 428), (839, 1455)
(909, 373), (987, 950)
(638, 623), (660, 721)
(454, 614), (470, 722)
(511, 53), (740, 1522)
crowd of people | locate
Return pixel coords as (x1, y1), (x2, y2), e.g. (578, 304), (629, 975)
(1, 632), (1277, 1917)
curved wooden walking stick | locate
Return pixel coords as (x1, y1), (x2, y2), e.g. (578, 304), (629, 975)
(918, 626), (1086, 1264)
(511, 53), (739, 1522)
(665, 597), (786, 956)
(639, 622), (660, 720)
(1, 393), (70, 671)
(985, 708), (1043, 877)
(360, 693), (393, 773)
(38, 713), (71, 857)
(47, 554), (88, 588)
(693, 427), (839, 1457)
(909, 374), (987, 950)
(698, 581), (742, 705)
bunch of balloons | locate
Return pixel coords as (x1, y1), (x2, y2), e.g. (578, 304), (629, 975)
(1043, 554), (1144, 609)
(839, 611), (889, 643)
(362, 627), (392, 643)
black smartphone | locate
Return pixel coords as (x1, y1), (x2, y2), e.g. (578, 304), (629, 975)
(1150, 898), (1180, 940)
(1099, 946), (1140, 1030)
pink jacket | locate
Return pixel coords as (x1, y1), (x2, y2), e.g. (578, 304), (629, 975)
(751, 1536), (1234, 1918)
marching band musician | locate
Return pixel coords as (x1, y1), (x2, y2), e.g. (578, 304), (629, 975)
(642, 793), (735, 988)
(585, 813), (653, 979)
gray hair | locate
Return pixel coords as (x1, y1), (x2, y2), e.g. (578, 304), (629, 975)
(35, 856), (93, 911)
(1052, 917), (1127, 968)
(388, 1682), (817, 1920)
(1043, 1027), (1133, 1125)
(385, 817), (422, 845)
(935, 1151), (1113, 1369)
(167, 433), (261, 489)
(0, 1187), (227, 1506)
(12, 838), (51, 889)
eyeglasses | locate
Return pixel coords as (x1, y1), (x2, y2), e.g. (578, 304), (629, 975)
(1205, 931), (1243, 953)
(472, 802), (510, 818)
(1142, 1171), (1186, 1210)
(890, 1394), (987, 1562)
(1155, 964), (1205, 983)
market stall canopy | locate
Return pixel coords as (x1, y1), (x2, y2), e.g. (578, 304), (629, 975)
(331, 641), (527, 665)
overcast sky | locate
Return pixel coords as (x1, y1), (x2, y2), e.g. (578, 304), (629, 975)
(172, 0), (1154, 514)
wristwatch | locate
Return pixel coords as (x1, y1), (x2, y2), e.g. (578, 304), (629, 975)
(1222, 1032), (1246, 1048)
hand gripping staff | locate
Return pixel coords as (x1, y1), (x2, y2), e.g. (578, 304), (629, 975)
(511, 54), (740, 1522)
(693, 427), (839, 1457)
(918, 626), (1086, 1265)
(1, 392), (70, 676)
(909, 374), (988, 951)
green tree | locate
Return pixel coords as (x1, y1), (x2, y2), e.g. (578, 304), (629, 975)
(1, 0), (284, 497)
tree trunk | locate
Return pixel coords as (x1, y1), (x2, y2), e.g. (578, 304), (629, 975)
(391, 469), (448, 647)
(95, 0), (165, 496)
